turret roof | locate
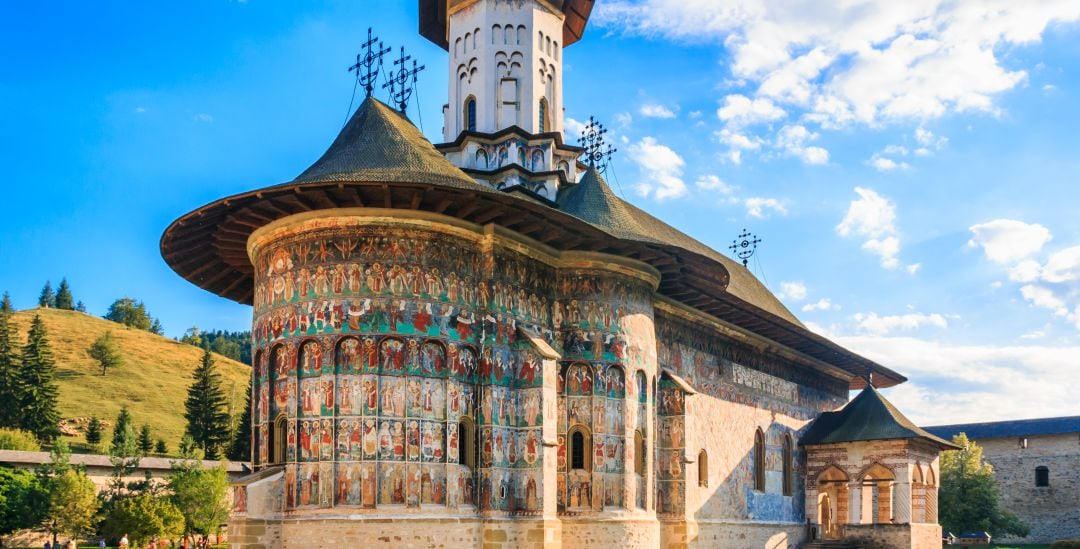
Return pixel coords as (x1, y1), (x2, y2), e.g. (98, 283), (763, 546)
(800, 386), (958, 449)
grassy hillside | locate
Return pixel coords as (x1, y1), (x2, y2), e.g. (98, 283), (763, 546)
(9, 308), (250, 454)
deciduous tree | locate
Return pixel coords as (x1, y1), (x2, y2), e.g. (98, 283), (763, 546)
(88, 330), (122, 375)
(104, 297), (154, 331)
(0, 466), (48, 538)
(101, 493), (184, 546)
(184, 346), (231, 460)
(940, 433), (1029, 538)
(169, 460), (231, 537)
(17, 316), (60, 441)
(46, 469), (99, 542)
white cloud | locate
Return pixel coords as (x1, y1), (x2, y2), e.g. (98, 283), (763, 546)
(778, 281), (808, 301)
(869, 155), (909, 172)
(915, 127), (948, 150)
(614, 112), (634, 129)
(775, 124), (828, 164)
(744, 197), (788, 218)
(837, 187), (904, 269)
(968, 219), (1053, 264)
(565, 117), (587, 140)
(1020, 284), (1069, 317)
(595, 1), (1080, 129)
(194, 113), (214, 123)
(640, 103), (677, 118)
(862, 236), (901, 269)
(852, 311), (948, 336)
(834, 335), (1080, 424)
(716, 94), (786, 126)
(628, 137), (688, 200)
(802, 298), (838, 312)
(1007, 259), (1042, 283)
(695, 175), (736, 194)
(905, 263), (922, 275)
(1041, 245), (1080, 284)
(133, 107), (147, 114)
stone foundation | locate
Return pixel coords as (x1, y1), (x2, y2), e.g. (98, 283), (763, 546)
(842, 523), (940, 549)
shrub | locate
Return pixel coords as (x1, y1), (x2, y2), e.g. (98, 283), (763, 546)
(1051, 541), (1080, 549)
(0, 428), (42, 451)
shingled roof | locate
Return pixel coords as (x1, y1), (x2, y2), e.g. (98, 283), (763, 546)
(801, 386), (958, 449)
(924, 416), (1080, 441)
(559, 167), (801, 325)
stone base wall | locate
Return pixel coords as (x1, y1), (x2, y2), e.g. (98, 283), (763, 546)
(842, 523), (940, 549)
(561, 518), (659, 548)
(660, 520), (804, 549)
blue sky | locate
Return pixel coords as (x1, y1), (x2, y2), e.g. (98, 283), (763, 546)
(2, 1), (1079, 424)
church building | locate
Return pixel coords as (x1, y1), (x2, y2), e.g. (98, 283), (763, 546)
(160, 1), (955, 547)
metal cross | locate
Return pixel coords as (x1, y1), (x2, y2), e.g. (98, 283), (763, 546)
(728, 229), (761, 267)
(349, 27), (391, 98)
(383, 46), (426, 113)
(580, 116), (617, 172)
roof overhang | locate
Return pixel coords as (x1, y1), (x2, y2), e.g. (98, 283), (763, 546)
(419, 0), (595, 50)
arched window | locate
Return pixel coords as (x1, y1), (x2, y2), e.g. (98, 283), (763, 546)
(1035, 465), (1049, 487)
(516, 25), (525, 45)
(492, 24), (499, 44)
(271, 415), (287, 465)
(537, 31), (543, 51)
(464, 32), (471, 52)
(783, 434), (793, 496)
(465, 97), (477, 132)
(459, 417), (476, 469)
(475, 148), (488, 169)
(558, 160), (570, 178)
(698, 449), (709, 487)
(754, 428), (766, 492)
(568, 426), (591, 470)
(634, 430), (645, 476)
(538, 98), (548, 133)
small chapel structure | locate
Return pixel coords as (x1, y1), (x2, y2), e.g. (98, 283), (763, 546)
(160, 1), (953, 547)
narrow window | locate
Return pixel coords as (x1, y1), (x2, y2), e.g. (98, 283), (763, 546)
(465, 97), (477, 132)
(754, 428), (766, 492)
(698, 450), (709, 487)
(634, 431), (645, 476)
(272, 415), (287, 464)
(1035, 466), (1049, 487)
(782, 435), (793, 496)
(538, 98), (548, 133)
(460, 419), (475, 469)
(571, 431), (585, 470)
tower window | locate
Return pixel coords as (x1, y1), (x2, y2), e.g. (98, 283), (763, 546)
(459, 418), (475, 469)
(698, 450), (709, 487)
(634, 431), (645, 476)
(782, 434), (793, 496)
(569, 427), (591, 470)
(539, 98), (548, 133)
(754, 428), (766, 492)
(1035, 466), (1049, 487)
(272, 415), (287, 465)
(465, 97), (477, 132)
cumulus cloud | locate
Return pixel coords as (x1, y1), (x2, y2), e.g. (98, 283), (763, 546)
(640, 103), (678, 118)
(565, 117), (588, 140)
(775, 124), (829, 164)
(193, 113), (214, 123)
(836, 187), (913, 270)
(595, 1), (1080, 129)
(744, 197), (788, 218)
(869, 155), (910, 172)
(852, 312), (949, 336)
(628, 137), (688, 200)
(802, 298), (838, 312)
(716, 94), (786, 125)
(968, 219), (1052, 263)
(694, 175), (736, 194)
(778, 281), (808, 301)
(1041, 245), (1080, 284)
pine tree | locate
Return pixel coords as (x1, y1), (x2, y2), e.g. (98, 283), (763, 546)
(138, 424), (153, 455)
(155, 439), (167, 455)
(183, 346), (231, 460)
(112, 407), (133, 450)
(85, 416), (103, 445)
(0, 293), (20, 428)
(150, 318), (164, 336)
(54, 279), (74, 310)
(17, 316), (60, 441)
(74, 301), (86, 313)
(227, 377), (252, 461)
(88, 331), (122, 375)
(38, 282), (55, 309)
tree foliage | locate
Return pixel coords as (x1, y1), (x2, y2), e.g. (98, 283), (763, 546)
(88, 330), (122, 375)
(104, 297), (159, 332)
(101, 493), (184, 546)
(184, 347), (231, 460)
(112, 407), (133, 450)
(940, 433), (1029, 538)
(0, 428), (42, 451)
(85, 416), (103, 446)
(138, 424), (154, 455)
(155, 439), (168, 455)
(17, 316), (60, 442)
(169, 461), (231, 536)
(54, 279), (74, 311)
(227, 377), (252, 462)
(0, 294), (20, 429)
(0, 466), (49, 537)
(38, 282), (55, 309)
(46, 469), (100, 540)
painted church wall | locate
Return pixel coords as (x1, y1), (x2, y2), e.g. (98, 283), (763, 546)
(655, 308), (848, 523)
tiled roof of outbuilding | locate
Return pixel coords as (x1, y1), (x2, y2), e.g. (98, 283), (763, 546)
(924, 416), (1080, 441)
(801, 386), (958, 449)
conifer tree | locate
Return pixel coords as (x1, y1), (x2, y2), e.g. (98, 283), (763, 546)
(112, 407), (133, 450)
(85, 416), (103, 446)
(227, 377), (252, 461)
(150, 318), (164, 336)
(155, 439), (168, 455)
(184, 346), (231, 460)
(54, 279), (74, 310)
(0, 293), (20, 428)
(38, 282), (55, 309)
(138, 424), (153, 455)
(74, 301), (86, 313)
(17, 316), (60, 441)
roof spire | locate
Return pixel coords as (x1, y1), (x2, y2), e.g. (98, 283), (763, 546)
(580, 116), (617, 173)
(728, 229), (761, 267)
(383, 46), (426, 113)
(349, 27), (391, 99)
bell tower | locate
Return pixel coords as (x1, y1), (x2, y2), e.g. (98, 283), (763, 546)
(420, 0), (594, 201)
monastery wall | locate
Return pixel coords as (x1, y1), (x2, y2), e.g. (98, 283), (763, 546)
(976, 432), (1080, 544)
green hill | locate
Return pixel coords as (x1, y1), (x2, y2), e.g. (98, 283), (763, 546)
(8, 308), (250, 454)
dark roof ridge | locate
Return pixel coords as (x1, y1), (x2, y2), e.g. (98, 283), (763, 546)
(801, 386), (958, 449)
(924, 415), (1080, 440)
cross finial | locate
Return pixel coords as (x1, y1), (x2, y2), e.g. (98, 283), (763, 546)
(383, 46), (426, 113)
(349, 27), (391, 99)
(580, 116), (618, 173)
(728, 229), (761, 267)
